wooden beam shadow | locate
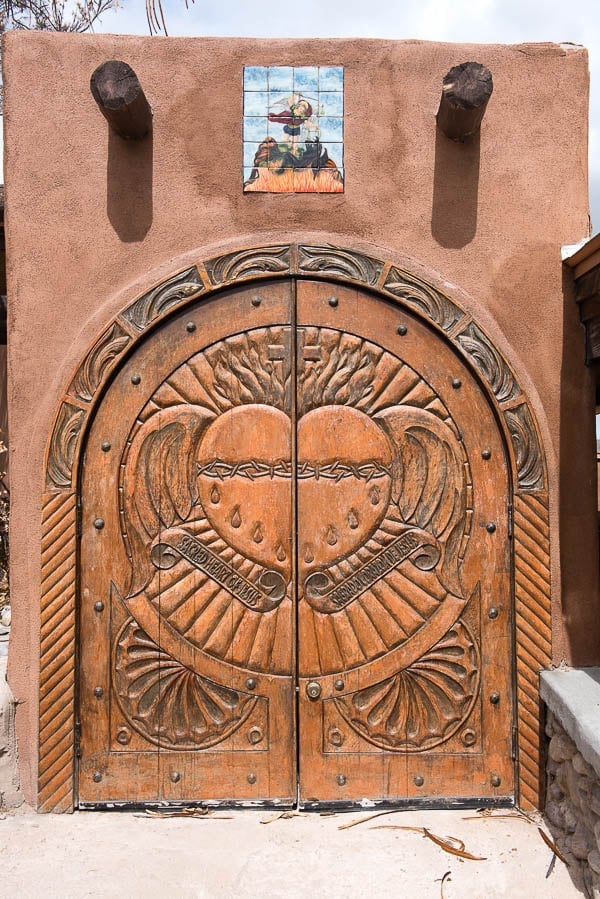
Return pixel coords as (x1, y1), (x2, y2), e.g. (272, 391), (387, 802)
(107, 129), (153, 242)
(431, 127), (480, 249)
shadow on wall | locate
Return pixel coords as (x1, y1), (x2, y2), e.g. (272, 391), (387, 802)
(107, 130), (153, 242)
(431, 128), (480, 249)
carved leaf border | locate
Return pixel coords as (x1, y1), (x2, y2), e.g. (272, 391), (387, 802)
(383, 266), (465, 333)
(48, 244), (545, 497)
(46, 402), (86, 489)
(69, 322), (131, 404)
(298, 245), (383, 285)
(123, 266), (205, 331)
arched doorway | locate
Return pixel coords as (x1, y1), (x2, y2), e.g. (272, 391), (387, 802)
(39, 244), (550, 811)
(77, 277), (512, 807)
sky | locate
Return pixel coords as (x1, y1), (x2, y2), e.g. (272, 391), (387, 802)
(84, 0), (600, 234)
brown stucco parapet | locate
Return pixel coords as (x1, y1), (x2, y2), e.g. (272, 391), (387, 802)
(2, 33), (595, 806)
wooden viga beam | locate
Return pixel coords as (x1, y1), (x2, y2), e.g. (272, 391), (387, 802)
(436, 61), (493, 141)
(90, 60), (152, 140)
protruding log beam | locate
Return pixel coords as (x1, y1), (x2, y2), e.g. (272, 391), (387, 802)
(90, 60), (152, 140)
(436, 62), (493, 142)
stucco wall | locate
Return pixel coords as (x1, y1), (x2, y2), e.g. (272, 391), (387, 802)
(2, 32), (595, 804)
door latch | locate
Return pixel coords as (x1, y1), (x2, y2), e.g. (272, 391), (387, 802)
(306, 681), (322, 700)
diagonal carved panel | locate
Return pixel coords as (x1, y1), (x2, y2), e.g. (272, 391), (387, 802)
(514, 492), (551, 810)
(38, 491), (77, 812)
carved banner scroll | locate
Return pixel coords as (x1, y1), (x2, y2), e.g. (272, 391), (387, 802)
(304, 526), (442, 612)
(151, 528), (286, 612)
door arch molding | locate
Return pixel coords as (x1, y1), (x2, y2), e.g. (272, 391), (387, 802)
(39, 241), (550, 811)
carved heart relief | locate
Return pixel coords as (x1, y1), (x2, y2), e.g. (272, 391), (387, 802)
(196, 404), (393, 587)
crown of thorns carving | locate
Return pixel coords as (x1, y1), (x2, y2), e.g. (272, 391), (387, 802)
(196, 459), (392, 481)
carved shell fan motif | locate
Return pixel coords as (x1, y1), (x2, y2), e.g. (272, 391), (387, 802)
(333, 621), (480, 752)
(115, 620), (257, 750)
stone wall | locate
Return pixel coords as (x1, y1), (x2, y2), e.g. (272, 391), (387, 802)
(546, 710), (600, 895)
(542, 669), (600, 896)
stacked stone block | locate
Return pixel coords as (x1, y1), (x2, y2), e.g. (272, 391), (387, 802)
(546, 710), (600, 896)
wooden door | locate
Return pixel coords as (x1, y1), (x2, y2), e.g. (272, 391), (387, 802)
(78, 281), (297, 806)
(78, 277), (514, 808)
(296, 281), (514, 807)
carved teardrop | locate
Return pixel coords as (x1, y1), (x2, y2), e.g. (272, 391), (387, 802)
(327, 526), (338, 546)
(230, 505), (242, 528)
(253, 523), (264, 544)
(369, 487), (380, 506)
(304, 544), (315, 564)
(276, 542), (287, 562)
(210, 485), (220, 504)
(348, 509), (359, 529)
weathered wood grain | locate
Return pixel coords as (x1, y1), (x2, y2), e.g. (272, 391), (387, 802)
(90, 60), (152, 140)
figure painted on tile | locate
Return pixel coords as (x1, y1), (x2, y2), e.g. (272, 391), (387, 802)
(267, 94), (318, 154)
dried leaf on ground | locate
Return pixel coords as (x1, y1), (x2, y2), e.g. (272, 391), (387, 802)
(546, 852), (557, 878)
(338, 809), (409, 830)
(423, 828), (486, 861)
(439, 870), (452, 899)
(370, 825), (428, 835)
(368, 823), (485, 861)
(462, 809), (536, 824)
(135, 808), (232, 819)
(261, 811), (308, 824)
(538, 827), (570, 866)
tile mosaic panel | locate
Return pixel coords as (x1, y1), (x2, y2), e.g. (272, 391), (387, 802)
(243, 66), (344, 194)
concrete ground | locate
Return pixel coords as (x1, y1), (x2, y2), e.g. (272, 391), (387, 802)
(0, 804), (583, 898)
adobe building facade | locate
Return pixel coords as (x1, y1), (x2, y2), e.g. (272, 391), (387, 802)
(2, 33), (598, 814)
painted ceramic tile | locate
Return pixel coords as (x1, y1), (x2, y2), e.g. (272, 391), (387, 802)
(243, 65), (344, 194)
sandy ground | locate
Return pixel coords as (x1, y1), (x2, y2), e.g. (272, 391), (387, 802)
(0, 805), (583, 898)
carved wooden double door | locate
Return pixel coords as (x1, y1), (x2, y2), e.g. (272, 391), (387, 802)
(79, 279), (514, 807)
